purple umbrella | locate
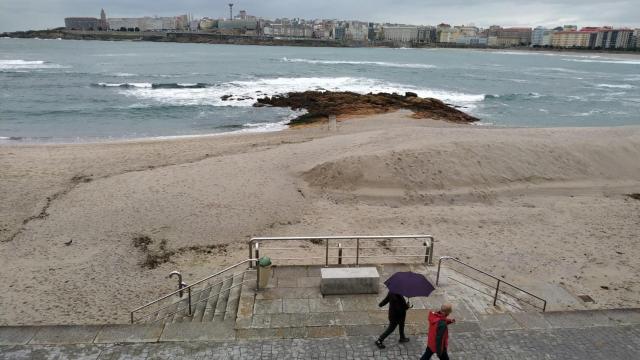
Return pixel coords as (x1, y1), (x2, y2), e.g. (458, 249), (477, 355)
(384, 272), (435, 298)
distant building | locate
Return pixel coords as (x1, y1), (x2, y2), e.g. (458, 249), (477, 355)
(531, 26), (553, 47)
(635, 29), (640, 48)
(438, 27), (460, 43)
(593, 29), (634, 49)
(563, 25), (578, 31)
(551, 31), (591, 48)
(65, 17), (99, 31)
(108, 15), (188, 31)
(98, 9), (109, 30)
(456, 36), (488, 46)
(198, 18), (217, 31)
(383, 26), (418, 43)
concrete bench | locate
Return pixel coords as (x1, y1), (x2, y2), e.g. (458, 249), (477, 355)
(320, 267), (379, 295)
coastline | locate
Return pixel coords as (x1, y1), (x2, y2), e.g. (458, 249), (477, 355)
(1, 111), (639, 325)
(2, 30), (639, 55)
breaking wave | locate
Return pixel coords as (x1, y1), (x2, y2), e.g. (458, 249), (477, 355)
(0, 59), (68, 71)
(562, 58), (640, 65)
(97, 77), (484, 110)
(282, 57), (437, 69)
(595, 83), (635, 89)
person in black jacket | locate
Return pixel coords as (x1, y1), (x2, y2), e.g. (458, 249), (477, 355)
(375, 291), (410, 349)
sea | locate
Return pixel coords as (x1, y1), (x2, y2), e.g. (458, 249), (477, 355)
(1, 38), (640, 143)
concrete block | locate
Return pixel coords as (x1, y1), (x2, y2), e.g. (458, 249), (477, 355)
(511, 312), (551, 329)
(477, 314), (522, 331)
(94, 324), (163, 344)
(543, 310), (615, 329)
(160, 322), (235, 341)
(320, 267), (379, 295)
(283, 298), (310, 314)
(603, 308), (640, 325)
(0, 326), (37, 345)
(29, 325), (102, 345)
(254, 299), (283, 314)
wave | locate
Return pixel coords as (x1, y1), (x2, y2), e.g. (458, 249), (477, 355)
(595, 83), (635, 89)
(101, 76), (484, 110)
(0, 59), (69, 70)
(562, 58), (640, 65)
(282, 57), (437, 69)
(484, 92), (542, 100)
(94, 82), (208, 89)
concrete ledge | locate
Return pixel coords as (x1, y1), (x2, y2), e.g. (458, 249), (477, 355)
(321, 267), (379, 295)
(0, 326), (37, 345)
(94, 324), (164, 344)
(603, 308), (640, 325)
(477, 314), (522, 331)
(160, 322), (235, 342)
(29, 325), (102, 345)
(543, 310), (615, 329)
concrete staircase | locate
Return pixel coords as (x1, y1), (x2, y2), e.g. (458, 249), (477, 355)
(143, 270), (252, 325)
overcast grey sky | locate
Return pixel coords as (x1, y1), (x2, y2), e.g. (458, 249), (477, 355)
(1, 0), (638, 32)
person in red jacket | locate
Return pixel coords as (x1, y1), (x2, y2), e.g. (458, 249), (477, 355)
(421, 304), (455, 360)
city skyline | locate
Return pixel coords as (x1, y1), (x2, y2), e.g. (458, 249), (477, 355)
(1, 0), (640, 33)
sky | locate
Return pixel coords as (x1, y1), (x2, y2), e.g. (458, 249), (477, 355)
(1, 0), (639, 33)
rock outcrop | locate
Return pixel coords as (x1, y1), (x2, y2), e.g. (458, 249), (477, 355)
(254, 91), (480, 125)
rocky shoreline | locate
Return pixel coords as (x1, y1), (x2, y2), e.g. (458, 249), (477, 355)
(252, 91), (480, 125)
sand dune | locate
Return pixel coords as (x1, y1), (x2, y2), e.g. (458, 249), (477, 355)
(1, 112), (639, 325)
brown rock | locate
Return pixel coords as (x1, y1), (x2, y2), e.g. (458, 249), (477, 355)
(253, 91), (479, 126)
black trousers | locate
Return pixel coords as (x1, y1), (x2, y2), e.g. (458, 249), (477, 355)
(420, 347), (449, 360)
(378, 315), (406, 341)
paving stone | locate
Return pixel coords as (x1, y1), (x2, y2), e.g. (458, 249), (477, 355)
(511, 311), (552, 329)
(254, 299), (283, 314)
(94, 324), (163, 344)
(297, 276), (322, 288)
(277, 277), (299, 288)
(306, 313), (336, 327)
(307, 326), (346, 338)
(0, 326), (37, 345)
(477, 314), (522, 331)
(344, 324), (387, 337)
(334, 312), (369, 326)
(3, 324), (640, 359)
(367, 310), (389, 325)
(405, 309), (430, 324)
(160, 322), (235, 341)
(309, 297), (343, 313)
(450, 300), (479, 322)
(448, 321), (482, 334)
(250, 314), (271, 329)
(283, 299), (310, 314)
(29, 325), (102, 345)
(339, 295), (379, 312)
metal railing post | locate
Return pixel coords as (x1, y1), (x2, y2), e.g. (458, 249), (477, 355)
(542, 300), (547, 312)
(325, 238), (329, 267)
(355, 238), (360, 266)
(249, 241), (254, 268)
(338, 243), (342, 265)
(188, 287), (192, 315)
(428, 237), (434, 266)
(436, 257), (444, 285)
(424, 241), (429, 264)
(254, 242), (260, 265)
(256, 262), (261, 291)
(130, 312), (134, 324)
(493, 280), (500, 307)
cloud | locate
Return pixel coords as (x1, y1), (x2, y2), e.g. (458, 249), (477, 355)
(1, 0), (639, 33)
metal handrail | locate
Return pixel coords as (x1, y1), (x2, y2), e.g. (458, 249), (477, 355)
(130, 258), (258, 323)
(248, 235), (435, 267)
(436, 256), (547, 312)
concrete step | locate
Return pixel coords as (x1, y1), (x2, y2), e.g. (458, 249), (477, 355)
(224, 272), (245, 321)
(213, 275), (234, 322)
(153, 296), (182, 324)
(171, 285), (205, 323)
(202, 279), (224, 322)
(190, 282), (213, 322)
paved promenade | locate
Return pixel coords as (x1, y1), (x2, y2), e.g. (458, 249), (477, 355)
(2, 323), (639, 359)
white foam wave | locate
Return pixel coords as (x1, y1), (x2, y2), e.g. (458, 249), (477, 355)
(118, 76), (484, 110)
(98, 82), (152, 88)
(596, 83), (635, 89)
(0, 59), (68, 70)
(282, 57), (436, 69)
(563, 58), (640, 65)
(113, 72), (137, 77)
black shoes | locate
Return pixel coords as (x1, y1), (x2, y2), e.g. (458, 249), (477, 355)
(399, 337), (410, 343)
(375, 340), (386, 349)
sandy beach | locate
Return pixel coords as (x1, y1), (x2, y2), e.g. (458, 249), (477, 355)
(1, 111), (639, 325)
